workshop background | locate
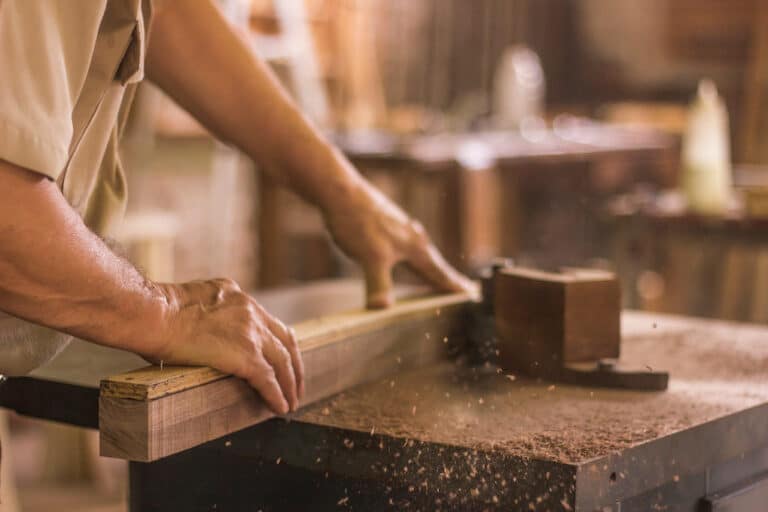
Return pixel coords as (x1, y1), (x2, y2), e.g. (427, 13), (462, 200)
(3, 0), (768, 510)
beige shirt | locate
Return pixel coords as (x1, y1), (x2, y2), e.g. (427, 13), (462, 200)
(0, 0), (152, 235)
(0, 0), (152, 376)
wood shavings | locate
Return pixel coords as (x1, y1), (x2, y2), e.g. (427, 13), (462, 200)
(296, 318), (768, 464)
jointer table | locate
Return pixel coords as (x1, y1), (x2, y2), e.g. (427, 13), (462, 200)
(2, 280), (768, 511)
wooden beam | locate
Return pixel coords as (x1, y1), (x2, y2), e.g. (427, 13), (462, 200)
(99, 292), (473, 462)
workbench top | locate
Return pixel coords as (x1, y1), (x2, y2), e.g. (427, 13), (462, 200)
(245, 312), (768, 510)
(296, 312), (768, 465)
(333, 123), (675, 168)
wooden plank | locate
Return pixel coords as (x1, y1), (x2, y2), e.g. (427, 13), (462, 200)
(99, 292), (473, 462)
(100, 293), (470, 400)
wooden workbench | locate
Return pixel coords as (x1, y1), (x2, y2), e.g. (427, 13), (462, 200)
(605, 171), (768, 324)
(2, 280), (768, 511)
(258, 123), (678, 286)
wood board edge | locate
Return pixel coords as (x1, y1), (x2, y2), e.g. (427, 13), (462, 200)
(100, 292), (473, 401)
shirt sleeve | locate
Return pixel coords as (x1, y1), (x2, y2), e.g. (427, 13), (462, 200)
(0, 1), (105, 180)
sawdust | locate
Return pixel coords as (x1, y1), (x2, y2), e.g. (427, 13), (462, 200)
(297, 315), (768, 465)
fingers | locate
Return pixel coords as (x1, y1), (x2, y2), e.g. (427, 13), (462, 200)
(181, 277), (240, 305)
(364, 261), (394, 309)
(246, 361), (289, 415)
(409, 241), (479, 299)
(182, 280), (303, 415)
(262, 331), (299, 412)
(256, 303), (305, 400)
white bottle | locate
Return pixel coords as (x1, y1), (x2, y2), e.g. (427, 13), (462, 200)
(493, 46), (545, 130)
(681, 80), (733, 215)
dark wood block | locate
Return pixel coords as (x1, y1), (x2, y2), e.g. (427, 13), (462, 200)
(494, 267), (621, 373)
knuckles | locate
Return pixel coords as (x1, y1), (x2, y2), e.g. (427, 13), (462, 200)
(284, 331), (299, 349)
(409, 220), (429, 244)
(275, 344), (292, 365)
(216, 277), (241, 291)
(189, 277), (301, 377)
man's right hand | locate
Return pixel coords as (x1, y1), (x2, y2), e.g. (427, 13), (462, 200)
(150, 279), (304, 415)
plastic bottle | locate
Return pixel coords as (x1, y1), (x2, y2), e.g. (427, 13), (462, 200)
(493, 46), (545, 130)
(681, 80), (733, 215)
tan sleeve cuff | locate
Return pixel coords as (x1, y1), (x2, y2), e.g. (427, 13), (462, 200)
(0, 117), (69, 181)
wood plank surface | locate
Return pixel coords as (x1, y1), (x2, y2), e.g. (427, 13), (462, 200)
(100, 293), (471, 400)
(99, 292), (474, 461)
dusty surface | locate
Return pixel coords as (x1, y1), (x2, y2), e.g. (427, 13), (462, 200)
(296, 311), (768, 464)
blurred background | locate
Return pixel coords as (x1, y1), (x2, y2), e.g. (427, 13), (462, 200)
(4, 0), (768, 510)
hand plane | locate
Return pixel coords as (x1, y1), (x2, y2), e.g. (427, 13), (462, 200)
(475, 260), (669, 391)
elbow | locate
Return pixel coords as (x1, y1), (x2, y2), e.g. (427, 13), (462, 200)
(0, 317), (71, 376)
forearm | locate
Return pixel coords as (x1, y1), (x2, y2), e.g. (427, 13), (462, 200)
(0, 161), (168, 357)
(146, 0), (364, 213)
(144, 1), (474, 309)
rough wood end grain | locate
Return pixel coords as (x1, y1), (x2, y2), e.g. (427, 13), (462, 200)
(100, 366), (227, 400)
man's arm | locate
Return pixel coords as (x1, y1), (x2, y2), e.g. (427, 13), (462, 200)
(0, 161), (301, 414)
(145, 0), (476, 308)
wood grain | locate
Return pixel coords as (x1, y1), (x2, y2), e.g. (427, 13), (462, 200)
(494, 267), (621, 375)
(100, 366), (226, 401)
(99, 292), (473, 461)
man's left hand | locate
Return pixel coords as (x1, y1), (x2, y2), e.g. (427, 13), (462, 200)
(324, 181), (478, 308)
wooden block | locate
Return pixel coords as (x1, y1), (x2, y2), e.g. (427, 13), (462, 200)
(494, 267), (621, 374)
(99, 292), (473, 462)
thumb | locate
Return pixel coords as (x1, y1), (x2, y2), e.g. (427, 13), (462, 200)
(364, 261), (394, 309)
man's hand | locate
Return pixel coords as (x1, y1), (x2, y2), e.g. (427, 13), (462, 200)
(151, 279), (303, 415)
(324, 181), (477, 308)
